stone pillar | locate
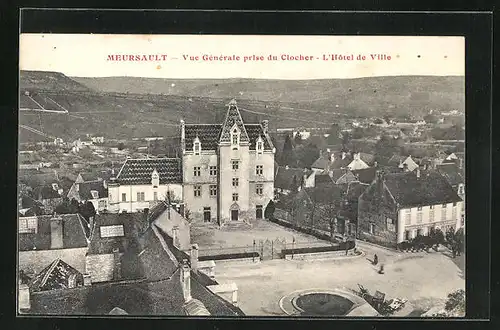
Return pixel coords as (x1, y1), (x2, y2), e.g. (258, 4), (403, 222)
(18, 280), (31, 312)
(180, 260), (191, 302)
(190, 244), (199, 272)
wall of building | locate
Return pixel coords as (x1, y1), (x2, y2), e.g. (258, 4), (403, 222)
(85, 253), (122, 283)
(357, 184), (398, 247)
(108, 184), (183, 213)
(153, 208), (191, 251)
(219, 144), (251, 223)
(397, 201), (463, 242)
(19, 247), (88, 275)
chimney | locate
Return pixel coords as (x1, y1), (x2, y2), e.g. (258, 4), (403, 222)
(402, 163), (409, 172)
(172, 226), (180, 248)
(180, 119), (186, 151)
(83, 273), (92, 286)
(341, 152), (346, 160)
(112, 247), (122, 280)
(416, 168), (421, 178)
(50, 216), (64, 249)
(374, 161), (378, 167)
(180, 259), (192, 302)
(18, 280), (31, 313)
(354, 153), (360, 160)
(261, 120), (269, 134)
(330, 153), (335, 163)
(190, 244), (199, 272)
(103, 180), (107, 189)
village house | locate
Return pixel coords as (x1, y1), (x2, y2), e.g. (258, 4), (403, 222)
(274, 166), (315, 196)
(107, 157), (183, 213)
(357, 169), (463, 247)
(20, 212), (244, 316)
(66, 171), (113, 213)
(28, 258), (85, 293)
(32, 185), (64, 213)
(387, 154), (420, 172)
(18, 214), (90, 276)
(338, 181), (370, 237)
(181, 99), (275, 226)
(311, 150), (374, 173)
(314, 168), (357, 186)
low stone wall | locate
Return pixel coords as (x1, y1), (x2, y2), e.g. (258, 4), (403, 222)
(212, 257), (260, 266)
(284, 248), (359, 261)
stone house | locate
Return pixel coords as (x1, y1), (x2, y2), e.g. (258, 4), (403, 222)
(274, 166), (315, 196)
(358, 169), (463, 247)
(181, 99), (275, 226)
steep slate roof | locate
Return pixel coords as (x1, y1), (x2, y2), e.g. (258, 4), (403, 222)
(351, 167), (377, 184)
(383, 171), (462, 208)
(315, 173), (334, 185)
(437, 163), (464, 187)
(274, 166), (311, 190)
(185, 124), (222, 150)
(87, 212), (148, 255)
(116, 158), (182, 185)
(311, 156), (330, 170)
(30, 259), (83, 292)
(219, 99), (250, 144)
(19, 214), (89, 251)
(78, 181), (108, 200)
(358, 152), (375, 165)
(244, 124), (272, 150)
(29, 226), (244, 316)
(303, 183), (345, 205)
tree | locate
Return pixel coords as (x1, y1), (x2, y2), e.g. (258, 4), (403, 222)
(281, 134), (296, 166)
(433, 289), (465, 317)
(373, 118), (384, 125)
(264, 200), (276, 220)
(295, 143), (320, 168)
(341, 131), (351, 149)
(294, 132), (302, 145)
(326, 124), (341, 145)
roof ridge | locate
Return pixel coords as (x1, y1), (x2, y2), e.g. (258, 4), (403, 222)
(40, 258), (61, 288)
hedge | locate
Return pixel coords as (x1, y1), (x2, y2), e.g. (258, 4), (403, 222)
(282, 240), (355, 255)
(199, 252), (260, 261)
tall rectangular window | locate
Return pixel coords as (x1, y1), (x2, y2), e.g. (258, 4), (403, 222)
(417, 207), (423, 223)
(232, 193), (238, 202)
(256, 184), (263, 195)
(231, 160), (239, 170)
(122, 193), (127, 202)
(209, 166), (217, 176)
(405, 209), (411, 225)
(441, 204), (447, 221)
(193, 166), (201, 177)
(194, 185), (202, 197)
(137, 192), (145, 202)
(429, 205), (435, 222)
(209, 185), (217, 196)
(256, 165), (263, 175)
(386, 217), (395, 232)
(232, 178), (239, 187)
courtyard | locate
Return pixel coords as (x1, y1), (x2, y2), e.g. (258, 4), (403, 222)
(191, 220), (332, 255)
(212, 243), (466, 316)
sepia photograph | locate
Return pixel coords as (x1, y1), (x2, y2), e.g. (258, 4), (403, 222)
(17, 33), (466, 318)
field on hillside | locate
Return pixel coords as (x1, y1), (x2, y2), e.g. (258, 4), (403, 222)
(19, 71), (465, 143)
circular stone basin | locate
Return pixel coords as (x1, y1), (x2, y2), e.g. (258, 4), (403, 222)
(292, 293), (355, 316)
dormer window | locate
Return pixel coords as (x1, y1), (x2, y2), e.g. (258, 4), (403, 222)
(90, 190), (99, 199)
(193, 137), (201, 155)
(151, 169), (159, 188)
(231, 127), (240, 150)
(256, 136), (264, 154)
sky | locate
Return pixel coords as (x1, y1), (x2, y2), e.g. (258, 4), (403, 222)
(19, 34), (465, 80)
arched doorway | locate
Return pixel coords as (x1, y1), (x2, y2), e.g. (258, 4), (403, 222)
(230, 203), (239, 221)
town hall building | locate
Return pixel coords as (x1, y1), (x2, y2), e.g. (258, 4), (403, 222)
(181, 99), (275, 226)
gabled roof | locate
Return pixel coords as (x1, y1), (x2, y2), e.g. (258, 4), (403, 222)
(303, 183), (345, 205)
(19, 214), (89, 251)
(185, 124), (222, 150)
(382, 171), (463, 208)
(29, 225), (244, 316)
(30, 258), (83, 292)
(219, 99), (249, 144)
(116, 158), (182, 185)
(33, 185), (62, 200)
(311, 156), (330, 170)
(78, 181), (108, 200)
(87, 212), (148, 255)
(351, 167), (377, 184)
(274, 166), (311, 190)
(315, 173), (334, 186)
(436, 163), (464, 187)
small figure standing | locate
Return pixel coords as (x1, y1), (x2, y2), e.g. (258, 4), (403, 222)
(373, 254), (379, 265)
(378, 264), (385, 274)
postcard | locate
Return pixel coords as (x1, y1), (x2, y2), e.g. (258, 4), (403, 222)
(18, 33), (465, 318)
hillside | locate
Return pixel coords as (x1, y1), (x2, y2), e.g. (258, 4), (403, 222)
(71, 75), (465, 111)
(19, 71), (465, 143)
